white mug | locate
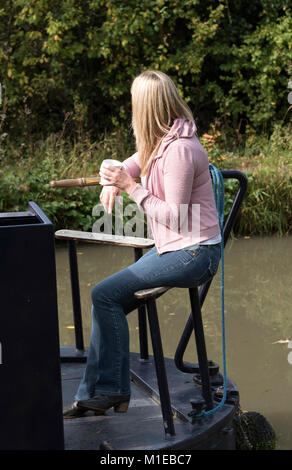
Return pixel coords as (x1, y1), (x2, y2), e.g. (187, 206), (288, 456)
(100, 159), (122, 185)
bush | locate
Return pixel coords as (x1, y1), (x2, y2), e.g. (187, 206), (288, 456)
(0, 0), (291, 141)
(1, 127), (291, 236)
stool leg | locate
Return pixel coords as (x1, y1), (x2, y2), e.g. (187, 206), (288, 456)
(146, 298), (175, 436)
(189, 287), (213, 411)
(134, 248), (149, 361)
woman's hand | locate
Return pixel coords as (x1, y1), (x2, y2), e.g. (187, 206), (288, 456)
(99, 164), (137, 195)
(100, 186), (122, 214)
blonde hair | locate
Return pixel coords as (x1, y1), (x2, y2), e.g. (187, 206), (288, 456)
(131, 70), (194, 176)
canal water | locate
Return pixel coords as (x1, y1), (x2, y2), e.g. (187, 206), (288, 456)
(55, 235), (292, 450)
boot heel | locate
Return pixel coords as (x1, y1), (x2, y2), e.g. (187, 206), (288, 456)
(114, 400), (130, 413)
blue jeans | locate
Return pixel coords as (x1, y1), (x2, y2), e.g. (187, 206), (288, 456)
(75, 243), (221, 400)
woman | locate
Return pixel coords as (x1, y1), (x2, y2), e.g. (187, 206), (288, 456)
(64, 70), (221, 418)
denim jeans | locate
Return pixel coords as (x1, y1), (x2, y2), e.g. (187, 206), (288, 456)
(75, 242), (221, 401)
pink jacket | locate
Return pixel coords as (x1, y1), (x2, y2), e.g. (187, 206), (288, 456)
(122, 118), (220, 254)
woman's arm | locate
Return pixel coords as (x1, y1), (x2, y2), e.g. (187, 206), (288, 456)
(99, 152), (140, 213)
(121, 152), (141, 178)
(128, 141), (198, 230)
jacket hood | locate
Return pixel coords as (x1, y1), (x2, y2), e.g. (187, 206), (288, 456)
(155, 118), (197, 159)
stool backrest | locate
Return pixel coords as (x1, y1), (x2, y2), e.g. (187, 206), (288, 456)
(174, 169), (248, 372)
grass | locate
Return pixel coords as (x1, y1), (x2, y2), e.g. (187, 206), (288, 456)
(0, 122), (291, 236)
(0, 129), (135, 231)
(203, 123), (292, 236)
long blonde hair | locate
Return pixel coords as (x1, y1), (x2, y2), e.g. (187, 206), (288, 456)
(131, 70), (194, 177)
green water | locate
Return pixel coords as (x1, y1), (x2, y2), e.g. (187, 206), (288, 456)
(55, 235), (292, 450)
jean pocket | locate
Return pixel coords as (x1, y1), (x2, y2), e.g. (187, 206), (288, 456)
(180, 245), (202, 264)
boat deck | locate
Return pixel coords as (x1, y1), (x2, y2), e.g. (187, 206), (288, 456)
(62, 351), (238, 450)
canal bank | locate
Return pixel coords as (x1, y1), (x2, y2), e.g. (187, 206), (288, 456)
(1, 132), (291, 237)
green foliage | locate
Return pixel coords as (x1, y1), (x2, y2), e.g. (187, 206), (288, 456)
(0, 130), (133, 230)
(0, 0), (291, 139)
(207, 122), (292, 236)
(0, 128), (291, 236)
(213, 1), (292, 132)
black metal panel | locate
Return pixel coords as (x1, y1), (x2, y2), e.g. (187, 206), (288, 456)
(0, 202), (64, 449)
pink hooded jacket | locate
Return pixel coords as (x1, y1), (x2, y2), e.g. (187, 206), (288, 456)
(122, 118), (220, 255)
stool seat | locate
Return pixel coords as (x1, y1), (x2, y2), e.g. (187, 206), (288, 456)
(134, 286), (170, 300)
